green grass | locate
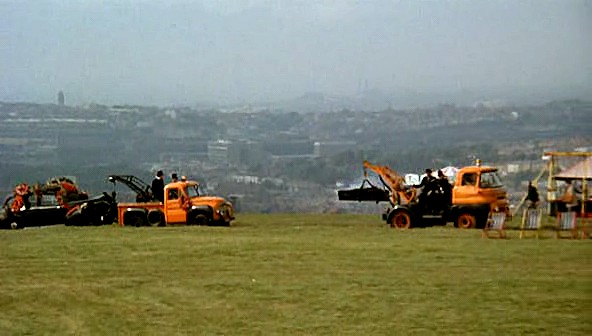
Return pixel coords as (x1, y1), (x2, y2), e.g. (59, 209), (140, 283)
(1, 214), (590, 335)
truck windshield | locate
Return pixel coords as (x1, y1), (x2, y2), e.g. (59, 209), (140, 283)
(480, 171), (503, 188)
(186, 185), (200, 197)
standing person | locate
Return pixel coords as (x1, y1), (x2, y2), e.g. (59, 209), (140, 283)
(560, 179), (578, 212)
(151, 170), (165, 203)
(171, 173), (179, 183)
(414, 168), (436, 190)
(413, 168), (437, 209)
(526, 181), (540, 209)
(438, 170), (453, 207)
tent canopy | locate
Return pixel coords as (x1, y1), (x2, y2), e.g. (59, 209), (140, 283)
(555, 157), (592, 181)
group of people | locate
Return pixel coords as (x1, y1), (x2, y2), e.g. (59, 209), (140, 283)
(413, 168), (453, 213)
(524, 179), (582, 212)
(150, 170), (187, 203)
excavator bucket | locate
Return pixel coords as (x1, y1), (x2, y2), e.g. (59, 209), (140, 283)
(337, 187), (389, 202)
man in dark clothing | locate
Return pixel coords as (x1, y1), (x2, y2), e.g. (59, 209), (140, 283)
(151, 170), (165, 203)
(526, 181), (539, 209)
(415, 169), (436, 189)
(414, 168), (437, 210)
(438, 170), (453, 207)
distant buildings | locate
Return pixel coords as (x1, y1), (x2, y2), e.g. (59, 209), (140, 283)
(313, 141), (356, 157)
(207, 140), (233, 165)
(207, 139), (268, 166)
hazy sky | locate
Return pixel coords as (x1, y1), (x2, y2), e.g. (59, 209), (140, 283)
(1, 0), (591, 106)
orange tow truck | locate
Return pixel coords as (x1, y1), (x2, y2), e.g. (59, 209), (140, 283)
(112, 177), (234, 227)
(338, 160), (509, 229)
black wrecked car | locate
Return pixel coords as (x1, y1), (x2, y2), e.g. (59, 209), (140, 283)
(0, 193), (116, 229)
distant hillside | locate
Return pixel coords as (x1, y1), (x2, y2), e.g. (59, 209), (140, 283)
(267, 86), (592, 113)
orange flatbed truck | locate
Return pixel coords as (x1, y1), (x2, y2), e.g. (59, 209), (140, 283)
(117, 180), (234, 227)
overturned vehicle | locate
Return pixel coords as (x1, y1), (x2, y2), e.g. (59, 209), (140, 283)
(0, 177), (116, 229)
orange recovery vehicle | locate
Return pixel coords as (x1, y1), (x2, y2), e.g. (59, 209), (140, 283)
(115, 179), (234, 227)
(338, 160), (509, 229)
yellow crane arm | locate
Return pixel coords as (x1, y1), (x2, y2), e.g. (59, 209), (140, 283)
(363, 160), (416, 205)
(363, 160), (405, 192)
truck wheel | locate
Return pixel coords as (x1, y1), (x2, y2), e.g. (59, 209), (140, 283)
(456, 213), (476, 229)
(193, 214), (209, 226)
(125, 213), (146, 227)
(10, 222), (18, 229)
(389, 210), (412, 229)
(147, 210), (164, 227)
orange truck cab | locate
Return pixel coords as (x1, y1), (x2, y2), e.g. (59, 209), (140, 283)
(449, 165), (509, 228)
(117, 181), (234, 227)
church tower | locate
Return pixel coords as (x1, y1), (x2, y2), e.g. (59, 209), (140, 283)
(58, 90), (65, 106)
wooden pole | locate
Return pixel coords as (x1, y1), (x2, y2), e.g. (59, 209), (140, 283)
(547, 156), (556, 216)
(583, 158), (589, 216)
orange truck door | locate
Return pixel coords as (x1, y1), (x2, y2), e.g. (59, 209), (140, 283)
(453, 172), (479, 204)
(164, 187), (187, 223)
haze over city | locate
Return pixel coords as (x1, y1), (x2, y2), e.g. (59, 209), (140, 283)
(1, 0), (591, 107)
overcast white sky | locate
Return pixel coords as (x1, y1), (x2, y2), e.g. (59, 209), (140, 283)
(1, 0), (590, 106)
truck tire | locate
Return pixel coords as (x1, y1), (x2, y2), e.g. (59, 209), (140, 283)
(389, 210), (412, 229)
(125, 212), (146, 227)
(147, 210), (164, 227)
(455, 213), (476, 229)
(192, 213), (209, 226)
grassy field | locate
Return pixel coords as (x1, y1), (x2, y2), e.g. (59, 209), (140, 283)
(0, 214), (590, 335)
